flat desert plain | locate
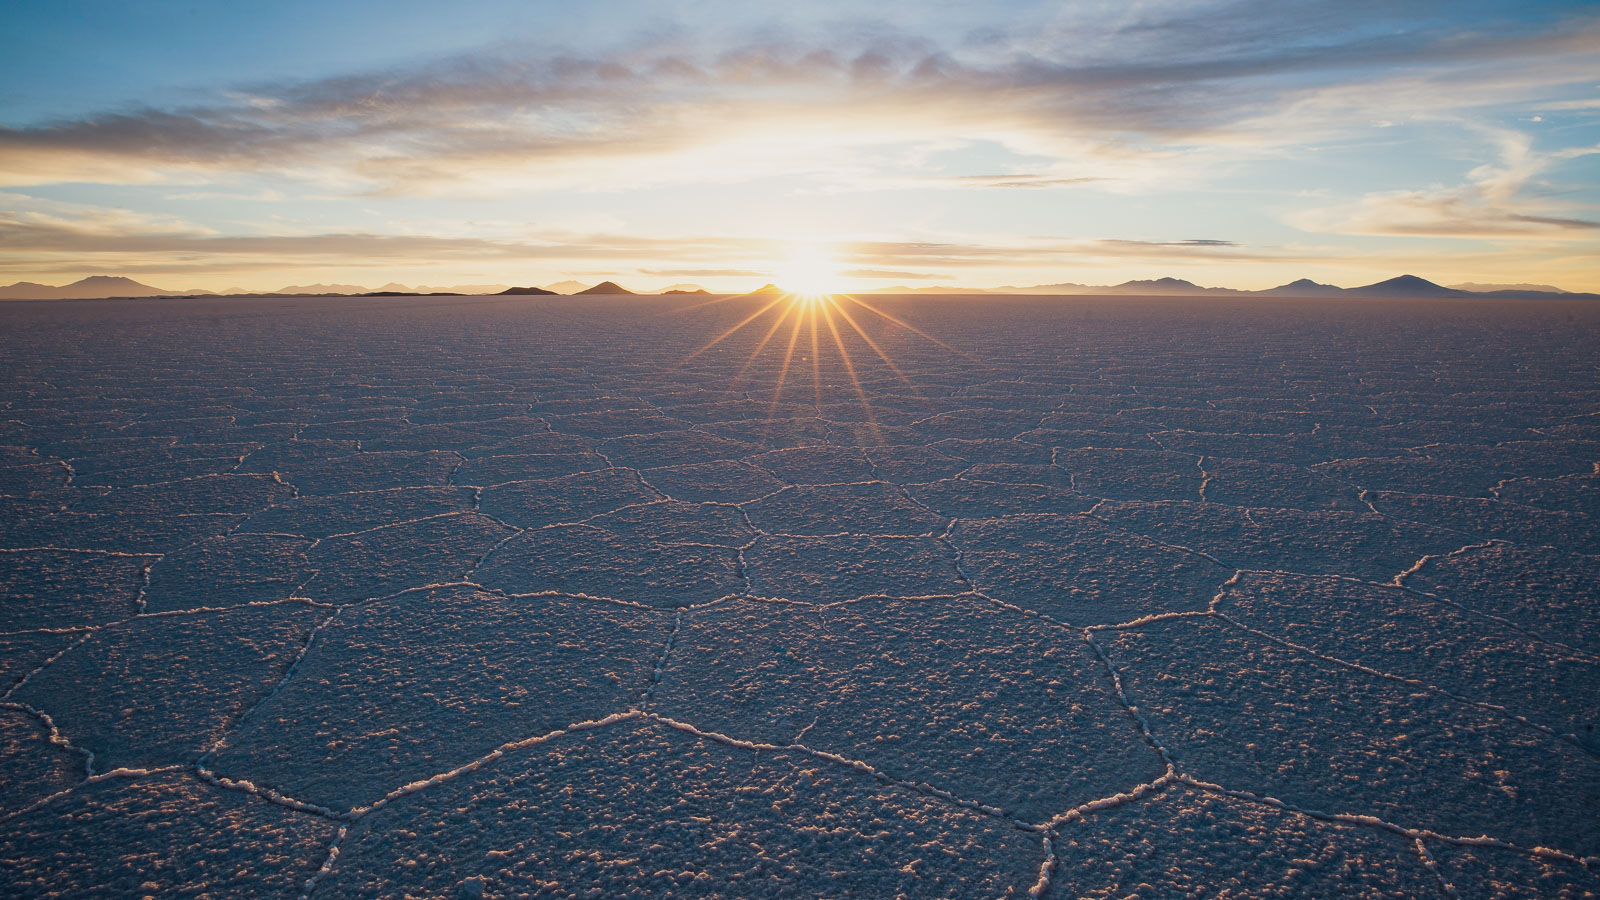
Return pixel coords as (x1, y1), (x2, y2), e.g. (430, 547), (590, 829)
(1, 293), (1597, 898)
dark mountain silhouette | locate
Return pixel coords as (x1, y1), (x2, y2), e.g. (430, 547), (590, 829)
(0, 281), (54, 299)
(1104, 277), (1233, 296)
(662, 288), (711, 295)
(576, 281), (634, 295)
(498, 286), (558, 295)
(1345, 274), (1467, 298)
(1259, 278), (1347, 297)
(0, 275), (172, 300)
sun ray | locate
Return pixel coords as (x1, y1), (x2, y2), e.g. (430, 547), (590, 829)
(671, 288), (968, 428)
(837, 293), (979, 362)
(735, 299), (797, 384)
(825, 296), (916, 390)
(678, 294), (789, 365)
(768, 298), (808, 417)
(669, 284), (784, 315)
(808, 302), (822, 409)
(817, 297), (880, 441)
(668, 292), (750, 314)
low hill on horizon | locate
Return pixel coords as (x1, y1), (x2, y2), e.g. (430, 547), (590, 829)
(1344, 274), (1467, 298)
(575, 280), (635, 295)
(1105, 277), (1232, 296)
(1258, 278), (1346, 297)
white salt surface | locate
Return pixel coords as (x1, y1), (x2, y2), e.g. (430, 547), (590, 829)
(1, 293), (1597, 897)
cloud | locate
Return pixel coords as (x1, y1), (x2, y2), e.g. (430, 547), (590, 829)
(1535, 98), (1600, 111)
(0, 197), (762, 263)
(839, 268), (943, 280)
(0, 194), (1307, 281)
(1289, 132), (1600, 238)
(636, 267), (769, 277)
(1291, 192), (1598, 237)
(163, 188), (288, 202)
(1097, 239), (1238, 249)
(935, 174), (1103, 189)
(841, 237), (1292, 267)
(1, 8), (1596, 193)
(0, 191), (215, 239)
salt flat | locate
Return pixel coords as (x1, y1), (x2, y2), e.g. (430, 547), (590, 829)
(1, 293), (1597, 898)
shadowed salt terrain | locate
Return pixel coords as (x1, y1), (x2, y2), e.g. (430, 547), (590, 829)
(2, 293), (1598, 898)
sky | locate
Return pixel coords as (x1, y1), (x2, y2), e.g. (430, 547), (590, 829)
(2, 0), (1598, 293)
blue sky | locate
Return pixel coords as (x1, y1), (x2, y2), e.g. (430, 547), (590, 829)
(2, 0), (1597, 291)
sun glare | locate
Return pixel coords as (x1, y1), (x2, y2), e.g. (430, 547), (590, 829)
(773, 244), (845, 296)
(674, 232), (979, 433)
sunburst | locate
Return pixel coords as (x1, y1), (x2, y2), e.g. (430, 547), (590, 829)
(674, 289), (970, 441)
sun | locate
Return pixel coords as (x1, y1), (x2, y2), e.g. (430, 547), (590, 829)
(675, 261), (975, 437)
(772, 243), (846, 296)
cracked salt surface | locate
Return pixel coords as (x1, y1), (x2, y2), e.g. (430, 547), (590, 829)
(651, 596), (1166, 822)
(1, 293), (1598, 896)
(210, 586), (672, 811)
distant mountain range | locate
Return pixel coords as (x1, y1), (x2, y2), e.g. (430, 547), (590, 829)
(873, 274), (1597, 300)
(0, 276), (177, 300)
(0, 277), (627, 300)
(0, 277), (514, 300)
(2, 274), (1595, 301)
(1448, 282), (1569, 294)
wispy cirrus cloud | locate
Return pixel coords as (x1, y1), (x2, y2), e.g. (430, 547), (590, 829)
(636, 267), (770, 278)
(839, 268), (943, 280)
(0, 217), (753, 262)
(839, 237), (1291, 268)
(932, 175), (1104, 189)
(1290, 132), (1600, 238)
